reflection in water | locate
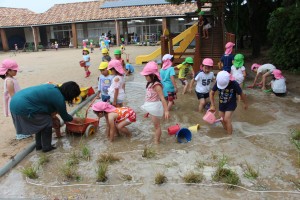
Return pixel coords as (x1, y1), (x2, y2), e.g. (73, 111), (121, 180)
(0, 69), (300, 199)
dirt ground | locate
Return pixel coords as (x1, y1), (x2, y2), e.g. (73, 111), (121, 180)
(0, 46), (299, 168)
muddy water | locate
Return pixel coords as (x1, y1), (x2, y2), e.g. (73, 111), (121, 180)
(0, 68), (300, 199)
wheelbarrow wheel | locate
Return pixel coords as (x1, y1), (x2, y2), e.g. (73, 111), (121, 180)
(85, 125), (95, 137)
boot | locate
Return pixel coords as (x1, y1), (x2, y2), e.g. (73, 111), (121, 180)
(35, 131), (42, 151)
(41, 127), (56, 152)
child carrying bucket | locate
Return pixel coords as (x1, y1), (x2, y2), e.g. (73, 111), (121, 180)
(82, 48), (91, 78)
(98, 62), (114, 102)
(189, 58), (215, 112)
(92, 101), (136, 142)
(140, 61), (169, 144)
(107, 60), (125, 107)
(209, 71), (248, 134)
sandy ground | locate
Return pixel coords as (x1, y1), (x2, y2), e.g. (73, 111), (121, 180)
(0, 45), (159, 167)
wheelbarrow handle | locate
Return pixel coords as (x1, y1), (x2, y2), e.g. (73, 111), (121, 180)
(85, 96), (98, 118)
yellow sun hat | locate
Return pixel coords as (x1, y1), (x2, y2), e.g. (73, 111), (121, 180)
(99, 62), (109, 70)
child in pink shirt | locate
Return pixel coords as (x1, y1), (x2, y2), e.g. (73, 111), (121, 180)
(140, 61), (169, 144)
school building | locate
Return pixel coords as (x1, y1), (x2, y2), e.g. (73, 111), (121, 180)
(0, 0), (199, 51)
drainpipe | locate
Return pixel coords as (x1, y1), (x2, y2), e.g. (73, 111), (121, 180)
(0, 93), (97, 177)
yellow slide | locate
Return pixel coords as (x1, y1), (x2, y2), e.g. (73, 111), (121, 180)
(135, 23), (198, 64)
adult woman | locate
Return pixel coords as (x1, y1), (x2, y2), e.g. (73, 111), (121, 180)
(10, 81), (81, 152)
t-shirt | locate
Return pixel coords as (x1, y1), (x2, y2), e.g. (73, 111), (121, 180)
(98, 74), (114, 96)
(271, 79), (286, 93)
(83, 55), (90, 66)
(102, 55), (111, 62)
(108, 75), (125, 102)
(231, 65), (245, 84)
(160, 67), (176, 97)
(257, 64), (276, 74)
(145, 82), (162, 102)
(212, 81), (242, 107)
(220, 54), (235, 73)
(177, 64), (192, 79)
(194, 71), (215, 93)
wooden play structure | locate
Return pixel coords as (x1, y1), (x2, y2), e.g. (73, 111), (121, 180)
(135, 2), (235, 72)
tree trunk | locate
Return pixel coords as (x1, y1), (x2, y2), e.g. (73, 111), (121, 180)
(247, 0), (261, 57)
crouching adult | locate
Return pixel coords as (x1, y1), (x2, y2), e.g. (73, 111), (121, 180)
(10, 81), (81, 152)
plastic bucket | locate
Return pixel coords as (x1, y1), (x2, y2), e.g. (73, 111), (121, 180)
(203, 109), (217, 124)
(188, 124), (200, 133)
(168, 124), (180, 135)
(176, 128), (192, 143)
(79, 60), (85, 67)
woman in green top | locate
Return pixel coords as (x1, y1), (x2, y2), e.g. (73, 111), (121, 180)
(10, 81), (81, 152)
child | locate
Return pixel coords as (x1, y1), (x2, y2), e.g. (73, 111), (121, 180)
(189, 58), (215, 112)
(175, 57), (195, 94)
(125, 63), (135, 76)
(249, 63), (276, 90)
(14, 44), (18, 54)
(140, 61), (169, 144)
(270, 69), (286, 97)
(98, 62), (114, 102)
(120, 45), (125, 54)
(54, 41), (58, 51)
(199, 12), (211, 39)
(0, 59), (30, 140)
(100, 41), (106, 50)
(90, 41), (94, 53)
(160, 54), (178, 111)
(218, 42), (235, 73)
(107, 59), (125, 106)
(210, 71), (248, 135)
(231, 54), (246, 88)
(92, 101), (136, 142)
(82, 48), (91, 78)
(114, 49), (125, 69)
(101, 48), (111, 62)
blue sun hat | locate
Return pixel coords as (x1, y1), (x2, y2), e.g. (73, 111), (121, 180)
(176, 128), (192, 143)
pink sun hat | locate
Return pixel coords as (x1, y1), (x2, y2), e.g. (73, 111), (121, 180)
(202, 58), (214, 67)
(0, 59), (19, 75)
(272, 69), (284, 79)
(251, 63), (261, 71)
(92, 102), (116, 112)
(140, 61), (161, 80)
(108, 59), (125, 75)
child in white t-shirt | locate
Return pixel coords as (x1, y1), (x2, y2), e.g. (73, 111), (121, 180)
(270, 69), (286, 97)
(231, 54), (246, 88)
(249, 63), (276, 90)
(189, 58), (215, 112)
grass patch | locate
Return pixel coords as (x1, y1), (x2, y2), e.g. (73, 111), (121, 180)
(66, 151), (80, 167)
(38, 154), (49, 166)
(182, 171), (204, 183)
(81, 144), (91, 161)
(97, 153), (121, 164)
(20, 165), (38, 179)
(196, 160), (205, 169)
(60, 164), (80, 181)
(154, 172), (167, 185)
(142, 146), (156, 159)
(96, 162), (108, 182)
(291, 129), (300, 141)
(243, 162), (259, 179)
(120, 174), (132, 181)
(212, 168), (240, 188)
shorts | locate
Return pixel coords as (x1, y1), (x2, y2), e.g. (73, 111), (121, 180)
(101, 94), (110, 102)
(219, 103), (237, 112)
(203, 23), (212, 30)
(195, 91), (209, 100)
(165, 92), (177, 102)
(179, 79), (188, 86)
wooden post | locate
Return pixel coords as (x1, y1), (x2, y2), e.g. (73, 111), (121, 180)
(194, 33), (201, 73)
(115, 20), (120, 47)
(71, 23), (78, 48)
(160, 35), (168, 60)
(0, 29), (9, 51)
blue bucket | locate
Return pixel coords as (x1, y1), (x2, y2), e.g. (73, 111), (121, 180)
(176, 128), (192, 143)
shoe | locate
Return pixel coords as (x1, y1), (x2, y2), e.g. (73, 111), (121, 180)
(42, 145), (56, 153)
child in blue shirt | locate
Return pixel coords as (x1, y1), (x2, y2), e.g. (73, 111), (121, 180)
(98, 62), (114, 102)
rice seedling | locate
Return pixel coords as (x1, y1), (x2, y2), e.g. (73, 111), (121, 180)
(182, 171), (204, 183)
(212, 168), (240, 189)
(142, 146), (156, 159)
(97, 153), (121, 164)
(291, 129), (300, 141)
(96, 162), (108, 182)
(154, 172), (167, 185)
(196, 160), (205, 169)
(38, 154), (49, 166)
(217, 155), (228, 168)
(60, 164), (79, 181)
(81, 144), (91, 161)
(120, 174), (132, 181)
(66, 151), (80, 166)
(243, 161), (259, 179)
(20, 165), (38, 179)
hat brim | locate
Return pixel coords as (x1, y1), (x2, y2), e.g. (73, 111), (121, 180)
(217, 82), (229, 90)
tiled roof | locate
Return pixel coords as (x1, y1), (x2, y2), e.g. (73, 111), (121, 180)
(0, 1), (196, 28)
(0, 7), (36, 16)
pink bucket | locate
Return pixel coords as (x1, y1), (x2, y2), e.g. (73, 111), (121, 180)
(168, 124), (181, 135)
(203, 109), (217, 124)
